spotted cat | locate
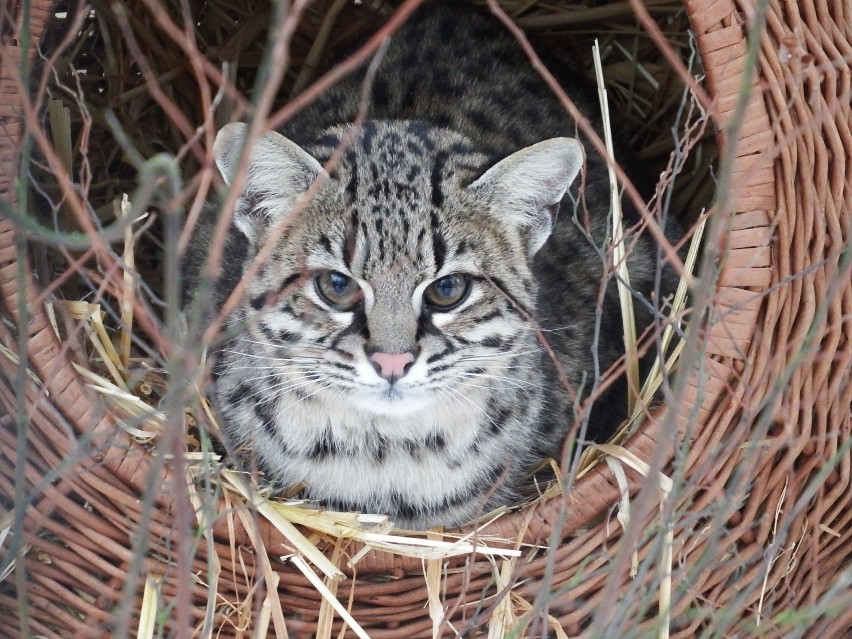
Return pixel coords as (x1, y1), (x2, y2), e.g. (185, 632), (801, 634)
(185, 2), (675, 529)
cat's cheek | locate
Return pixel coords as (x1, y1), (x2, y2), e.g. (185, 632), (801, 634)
(460, 320), (513, 344)
(311, 308), (362, 344)
(428, 312), (455, 330)
(257, 308), (307, 338)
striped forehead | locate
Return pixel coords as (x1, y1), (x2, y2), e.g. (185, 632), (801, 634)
(338, 124), (456, 277)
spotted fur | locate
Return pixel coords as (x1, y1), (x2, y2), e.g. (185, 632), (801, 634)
(185, 2), (675, 529)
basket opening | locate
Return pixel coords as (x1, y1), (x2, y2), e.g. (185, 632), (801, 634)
(27, 0), (713, 524)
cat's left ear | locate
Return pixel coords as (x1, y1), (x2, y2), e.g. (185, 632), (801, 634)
(469, 137), (583, 255)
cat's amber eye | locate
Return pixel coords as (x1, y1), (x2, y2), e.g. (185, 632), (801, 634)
(315, 270), (362, 311)
(424, 274), (471, 311)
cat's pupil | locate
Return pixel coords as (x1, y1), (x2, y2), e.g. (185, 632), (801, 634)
(435, 276), (459, 298)
(330, 272), (349, 294)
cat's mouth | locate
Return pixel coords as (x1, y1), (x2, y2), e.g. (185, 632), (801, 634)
(348, 384), (432, 416)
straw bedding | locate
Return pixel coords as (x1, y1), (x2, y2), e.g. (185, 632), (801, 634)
(0, 0), (850, 637)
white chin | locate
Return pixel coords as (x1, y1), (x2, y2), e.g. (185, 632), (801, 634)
(349, 388), (432, 416)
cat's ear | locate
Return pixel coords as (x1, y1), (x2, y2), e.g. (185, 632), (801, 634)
(469, 137), (583, 255)
(214, 122), (326, 243)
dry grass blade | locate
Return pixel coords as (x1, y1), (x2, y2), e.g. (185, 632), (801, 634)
(289, 556), (372, 639)
(658, 505), (674, 639)
(0, 512), (17, 584)
(252, 592), (273, 639)
(72, 364), (163, 440)
(487, 557), (518, 639)
(185, 462), (221, 639)
(353, 531), (521, 559)
(604, 455), (638, 577)
(52, 301), (128, 390)
(315, 544), (345, 639)
(510, 594), (570, 639)
(631, 215), (707, 425)
(48, 99), (73, 172)
(756, 478), (789, 627)
(44, 302), (165, 439)
(47, 98), (76, 230)
(235, 508), (290, 638)
(265, 501), (521, 560)
(591, 444), (673, 494)
(136, 573), (162, 639)
(0, 344), (43, 389)
(426, 530), (445, 639)
(572, 211), (707, 464)
(594, 443), (674, 637)
(251, 569), (278, 639)
(222, 471), (344, 582)
(593, 39), (640, 415)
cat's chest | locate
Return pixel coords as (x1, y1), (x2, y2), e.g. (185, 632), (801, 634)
(218, 378), (526, 517)
(267, 390), (484, 458)
(299, 405), (524, 525)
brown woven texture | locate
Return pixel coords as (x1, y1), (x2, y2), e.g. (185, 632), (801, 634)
(1, 0), (850, 637)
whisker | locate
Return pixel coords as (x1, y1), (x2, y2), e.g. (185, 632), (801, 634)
(278, 383), (334, 413)
(453, 360), (539, 371)
(454, 379), (532, 394)
(442, 386), (501, 432)
(247, 378), (322, 405)
(435, 387), (466, 413)
(232, 335), (317, 347)
(219, 349), (327, 363)
(452, 347), (545, 362)
(455, 372), (537, 390)
(225, 363), (321, 374)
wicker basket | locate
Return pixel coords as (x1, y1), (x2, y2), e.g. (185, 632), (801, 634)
(1, 0), (850, 637)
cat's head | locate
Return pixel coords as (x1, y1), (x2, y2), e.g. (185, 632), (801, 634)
(209, 121), (583, 416)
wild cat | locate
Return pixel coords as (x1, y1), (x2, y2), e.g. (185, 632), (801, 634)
(185, 2), (674, 529)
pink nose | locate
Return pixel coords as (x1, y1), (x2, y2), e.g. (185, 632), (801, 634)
(369, 351), (416, 381)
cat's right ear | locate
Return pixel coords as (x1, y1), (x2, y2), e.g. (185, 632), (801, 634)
(214, 122), (326, 243)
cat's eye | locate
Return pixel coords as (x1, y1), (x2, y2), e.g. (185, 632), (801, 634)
(424, 274), (471, 311)
(315, 270), (362, 311)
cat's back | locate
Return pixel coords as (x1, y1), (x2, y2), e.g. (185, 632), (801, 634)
(285, 2), (581, 155)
